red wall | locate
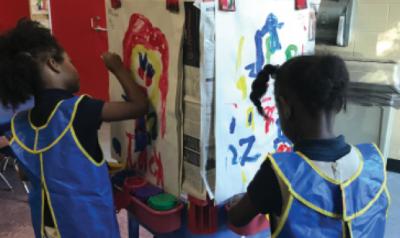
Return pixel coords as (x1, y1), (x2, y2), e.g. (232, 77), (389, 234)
(0, 0), (30, 32)
(51, 0), (109, 100)
(0, 0), (109, 100)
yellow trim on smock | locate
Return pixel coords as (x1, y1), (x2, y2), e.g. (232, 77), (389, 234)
(268, 154), (342, 219)
(268, 146), (387, 221)
(342, 221), (346, 238)
(347, 221), (353, 238)
(342, 148), (364, 188)
(341, 184), (347, 220)
(296, 145), (364, 187)
(343, 147), (387, 221)
(70, 126), (105, 167)
(28, 100), (64, 130)
(271, 195), (294, 238)
(33, 129), (39, 151)
(40, 153), (61, 238)
(385, 186), (391, 218)
(11, 96), (85, 154)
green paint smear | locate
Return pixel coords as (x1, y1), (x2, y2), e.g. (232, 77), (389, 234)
(265, 36), (272, 64)
(285, 44), (298, 60)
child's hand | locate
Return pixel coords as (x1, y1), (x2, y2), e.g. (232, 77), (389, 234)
(101, 52), (124, 74)
(228, 193), (245, 209)
(0, 136), (9, 148)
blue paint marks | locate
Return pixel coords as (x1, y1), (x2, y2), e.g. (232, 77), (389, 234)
(112, 137), (122, 157)
(135, 117), (148, 152)
(246, 13), (284, 78)
(248, 111), (253, 126)
(133, 107), (159, 153)
(265, 14), (284, 54)
(245, 63), (258, 78)
(146, 63), (155, 80)
(229, 135), (262, 166)
(139, 52), (148, 71)
(229, 145), (238, 165)
(229, 117), (236, 134)
(239, 135), (261, 166)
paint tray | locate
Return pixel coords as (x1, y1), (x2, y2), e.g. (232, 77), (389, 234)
(132, 184), (163, 203)
(124, 176), (147, 193)
(113, 188), (131, 211)
(225, 204), (270, 236)
(129, 195), (184, 234)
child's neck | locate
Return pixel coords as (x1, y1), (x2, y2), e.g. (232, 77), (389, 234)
(295, 112), (336, 142)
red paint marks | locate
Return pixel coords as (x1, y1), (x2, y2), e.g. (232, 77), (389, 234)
(159, 72), (168, 139)
(148, 149), (164, 188)
(136, 150), (148, 172)
(295, 0), (308, 10)
(138, 67), (146, 82)
(123, 14), (169, 138)
(277, 144), (292, 153)
(261, 97), (272, 104)
(263, 106), (276, 134)
(126, 132), (135, 169)
(111, 0), (122, 9)
(166, 0), (180, 12)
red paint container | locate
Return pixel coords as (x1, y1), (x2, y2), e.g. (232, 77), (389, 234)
(124, 176), (147, 193)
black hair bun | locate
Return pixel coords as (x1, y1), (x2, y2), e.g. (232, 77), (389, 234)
(299, 55), (349, 113)
(0, 52), (38, 108)
(0, 19), (64, 108)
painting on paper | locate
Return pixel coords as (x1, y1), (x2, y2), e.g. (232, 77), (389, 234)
(215, 0), (314, 203)
(106, 0), (184, 196)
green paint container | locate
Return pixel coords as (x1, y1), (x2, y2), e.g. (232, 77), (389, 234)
(147, 193), (178, 211)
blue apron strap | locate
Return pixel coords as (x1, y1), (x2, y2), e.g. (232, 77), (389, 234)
(11, 95), (85, 153)
(269, 152), (342, 218)
(343, 144), (386, 220)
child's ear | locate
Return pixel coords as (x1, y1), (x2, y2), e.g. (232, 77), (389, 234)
(46, 57), (62, 74)
(278, 96), (291, 119)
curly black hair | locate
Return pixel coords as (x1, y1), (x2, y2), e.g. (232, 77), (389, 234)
(250, 55), (349, 117)
(0, 19), (64, 108)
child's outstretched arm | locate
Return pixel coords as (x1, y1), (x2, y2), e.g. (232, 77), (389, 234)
(101, 52), (149, 122)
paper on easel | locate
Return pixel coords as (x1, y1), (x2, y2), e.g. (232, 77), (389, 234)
(106, 0), (185, 196)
